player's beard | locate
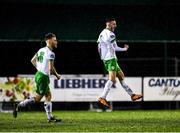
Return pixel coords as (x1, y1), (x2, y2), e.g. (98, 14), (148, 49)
(50, 42), (57, 49)
(112, 27), (116, 32)
(109, 27), (115, 32)
(53, 44), (57, 48)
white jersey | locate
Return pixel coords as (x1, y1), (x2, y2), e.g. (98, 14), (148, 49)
(97, 28), (127, 61)
(36, 46), (55, 75)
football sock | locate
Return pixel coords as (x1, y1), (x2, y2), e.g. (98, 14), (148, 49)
(44, 101), (53, 120)
(19, 97), (35, 107)
(101, 80), (113, 99)
(120, 79), (133, 96)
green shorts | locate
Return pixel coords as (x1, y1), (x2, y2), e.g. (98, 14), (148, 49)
(103, 58), (121, 72)
(35, 71), (50, 96)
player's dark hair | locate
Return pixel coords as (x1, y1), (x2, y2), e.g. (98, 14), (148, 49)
(106, 18), (116, 23)
(45, 32), (56, 41)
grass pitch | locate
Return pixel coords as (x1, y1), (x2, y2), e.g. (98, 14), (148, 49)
(0, 110), (180, 132)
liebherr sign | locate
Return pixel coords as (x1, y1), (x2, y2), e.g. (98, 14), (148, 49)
(51, 75), (142, 102)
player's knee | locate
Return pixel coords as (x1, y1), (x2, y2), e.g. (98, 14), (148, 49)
(120, 76), (125, 81)
(118, 72), (125, 81)
(45, 95), (51, 102)
(109, 77), (116, 83)
(34, 98), (41, 103)
(109, 75), (116, 82)
(46, 98), (51, 102)
(121, 74), (125, 79)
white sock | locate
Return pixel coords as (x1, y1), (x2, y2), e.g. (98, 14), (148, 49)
(101, 80), (113, 99)
(120, 79), (133, 96)
(19, 97), (35, 107)
(44, 102), (53, 120)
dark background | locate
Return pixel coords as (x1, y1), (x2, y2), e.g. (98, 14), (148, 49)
(0, 1), (180, 40)
(0, 41), (180, 76)
(0, 0), (179, 76)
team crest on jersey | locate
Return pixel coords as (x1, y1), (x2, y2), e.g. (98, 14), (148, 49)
(111, 66), (115, 70)
(50, 54), (55, 59)
(110, 35), (115, 38)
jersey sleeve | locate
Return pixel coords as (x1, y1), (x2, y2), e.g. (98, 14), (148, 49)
(47, 51), (55, 60)
(99, 31), (111, 44)
(114, 42), (128, 51)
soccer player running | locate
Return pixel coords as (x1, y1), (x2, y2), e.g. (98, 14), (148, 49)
(13, 33), (61, 122)
(97, 18), (143, 109)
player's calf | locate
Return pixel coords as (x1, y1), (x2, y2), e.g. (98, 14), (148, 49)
(13, 97), (35, 118)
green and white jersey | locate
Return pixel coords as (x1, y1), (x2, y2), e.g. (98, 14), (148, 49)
(36, 46), (55, 75)
(97, 28), (127, 61)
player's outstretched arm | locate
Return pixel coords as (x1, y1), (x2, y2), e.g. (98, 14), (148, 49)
(49, 60), (61, 80)
(115, 43), (129, 52)
(31, 54), (37, 67)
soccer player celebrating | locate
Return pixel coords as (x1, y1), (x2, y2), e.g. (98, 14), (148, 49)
(13, 33), (61, 122)
(97, 18), (143, 109)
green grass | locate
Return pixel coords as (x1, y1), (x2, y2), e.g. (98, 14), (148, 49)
(0, 110), (180, 132)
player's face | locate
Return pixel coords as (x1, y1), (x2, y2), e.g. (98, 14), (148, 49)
(50, 37), (58, 48)
(109, 21), (117, 31)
